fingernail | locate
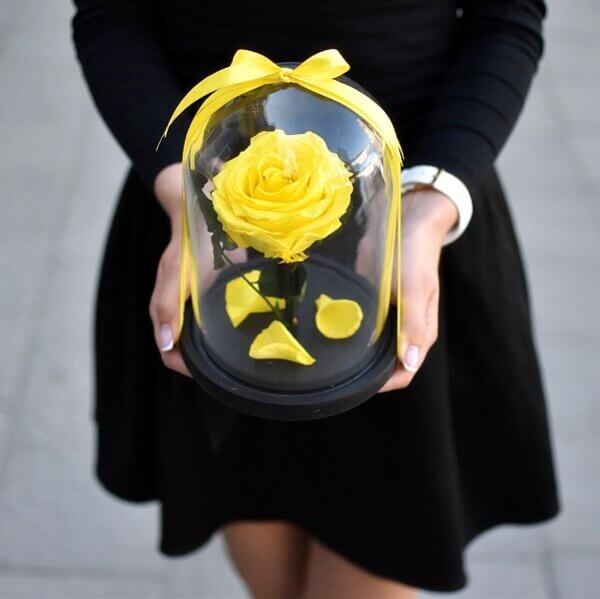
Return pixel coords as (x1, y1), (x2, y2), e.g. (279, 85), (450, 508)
(403, 345), (420, 372)
(159, 324), (174, 352)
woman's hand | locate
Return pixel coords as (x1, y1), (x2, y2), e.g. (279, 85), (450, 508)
(378, 188), (458, 393)
(149, 162), (192, 377)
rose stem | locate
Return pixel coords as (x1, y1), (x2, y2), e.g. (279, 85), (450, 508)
(219, 250), (285, 323)
(279, 262), (298, 330)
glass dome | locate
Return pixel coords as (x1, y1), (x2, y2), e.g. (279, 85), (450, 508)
(180, 73), (397, 416)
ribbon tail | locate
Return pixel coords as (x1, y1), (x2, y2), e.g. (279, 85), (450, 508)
(182, 78), (276, 160)
(294, 76), (403, 349)
(178, 192), (190, 339)
(178, 188), (202, 339)
(159, 66), (237, 148)
(397, 172), (402, 361)
(159, 60), (281, 146)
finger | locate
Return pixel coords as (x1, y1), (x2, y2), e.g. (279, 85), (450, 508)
(150, 242), (184, 354)
(399, 271), (437, 373)
(406, 281), (439, 371)
(377, 362), (415, 393)
(421, 283), (440, 357)
(379, 281), (440, 394)
(161, 347), (192, 378)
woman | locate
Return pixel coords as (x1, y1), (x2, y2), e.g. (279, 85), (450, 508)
(72, 1), (559, 596)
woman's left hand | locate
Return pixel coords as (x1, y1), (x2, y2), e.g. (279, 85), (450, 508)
(378, 188), (458, 393)
(149, 162), (192, 377)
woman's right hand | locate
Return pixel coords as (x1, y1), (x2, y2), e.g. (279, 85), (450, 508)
(149, 162), (192, 377)
(377, 188), (457, 393)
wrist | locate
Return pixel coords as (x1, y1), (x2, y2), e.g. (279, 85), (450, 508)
(402, 189), (458, 242)
(401, 165), (473, 244)
(153, 162), (183, 219)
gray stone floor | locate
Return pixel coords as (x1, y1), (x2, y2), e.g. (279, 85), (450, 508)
(0, 1), (598, 597)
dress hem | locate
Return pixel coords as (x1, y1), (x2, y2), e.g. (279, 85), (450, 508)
(157, 502), (561, 593)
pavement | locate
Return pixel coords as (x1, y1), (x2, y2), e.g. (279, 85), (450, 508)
(0, 1), (599, 597)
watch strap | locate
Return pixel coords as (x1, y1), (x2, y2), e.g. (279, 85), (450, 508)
(402, 165), (473, 245)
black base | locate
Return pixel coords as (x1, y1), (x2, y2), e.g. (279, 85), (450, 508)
(180, 301), (397, 422)
(198, 256), (384, 392)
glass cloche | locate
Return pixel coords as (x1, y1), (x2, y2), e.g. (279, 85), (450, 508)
(174, 59), (401, 420)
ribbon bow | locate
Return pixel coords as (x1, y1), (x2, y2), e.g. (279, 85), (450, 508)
(161, 49), (403, 357)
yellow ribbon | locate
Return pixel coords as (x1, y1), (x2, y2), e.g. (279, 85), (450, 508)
(161, 49), (403, 359)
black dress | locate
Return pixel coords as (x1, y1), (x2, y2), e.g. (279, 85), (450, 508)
(72, 0), (560, 592)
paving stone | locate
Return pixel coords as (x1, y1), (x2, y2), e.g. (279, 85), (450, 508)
(465, 525), (545, 560)
(0, 439), (165, 573)
(526, 252), (600, 345)
(0, 217), (162, 572)
(498, 129), (600, 266)
(551, 82), (600, 135)
(541, 342), (600, 444)
(0, 413), (10, 470)
(0, 103), (162, 575)
(421, 558), (549, 599)
(545, 0), (600, 35)
(543, 31), (600, 83)
(0, 305), (32, 414)
(504, 184), (600, 265)
(544, 441), (600, 549)
(0, 571), (163, 599)
(61, 103), (128, 263)
(0, 3), (22, 53)
(0, 0), (93, 415)
(553, 553), (600, 599)
(570, 131), (600, 198)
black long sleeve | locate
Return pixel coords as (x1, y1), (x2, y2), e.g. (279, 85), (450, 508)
(71, 0), (189, 190)
(406, 0), (547, 195)
(71, 0), (546, 196)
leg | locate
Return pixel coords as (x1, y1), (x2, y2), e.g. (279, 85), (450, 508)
(223, 520), (310, 599)
(302, 539), (416, 599)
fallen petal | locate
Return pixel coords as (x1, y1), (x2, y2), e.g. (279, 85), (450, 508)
(249, 321), (315, 365)
(225, 270), (285, 327)
(315, 294), (363, 339)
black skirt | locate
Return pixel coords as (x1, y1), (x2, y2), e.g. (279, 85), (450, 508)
(93, 165), (559, 592)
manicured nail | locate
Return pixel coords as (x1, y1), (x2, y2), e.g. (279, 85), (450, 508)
(159, 324), (174, 351)
(403, 345), (420, 372)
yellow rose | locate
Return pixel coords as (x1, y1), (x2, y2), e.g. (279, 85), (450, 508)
(211, 129), (353, 263)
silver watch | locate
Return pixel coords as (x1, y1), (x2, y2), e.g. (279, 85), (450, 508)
(401, 165), (473, 245)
